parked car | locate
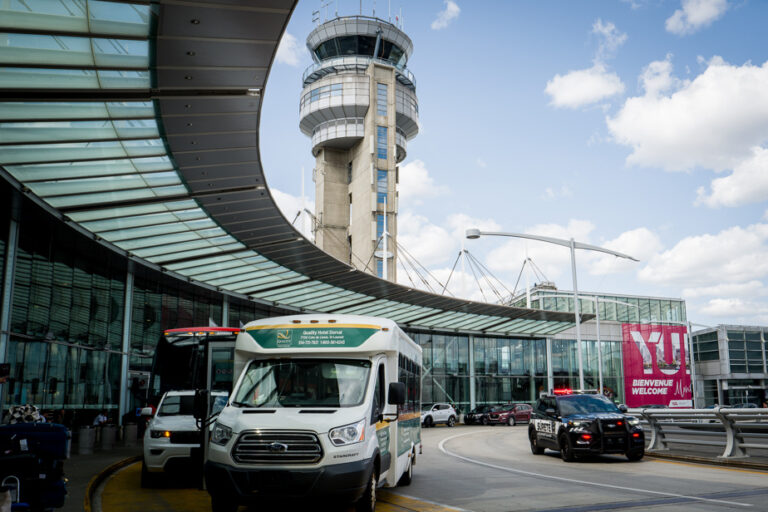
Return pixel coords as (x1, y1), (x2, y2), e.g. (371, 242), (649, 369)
(142, 390), (228, 486)
(421, 403), (458, 427)
(464, 405), (494, 425)
(487, 403), (533, 426)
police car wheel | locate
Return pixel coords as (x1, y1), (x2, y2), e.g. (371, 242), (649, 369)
(626, 450), (644, 462)
(559, 434), (575, 462)
(529, 430), (545, 454)
(481, 417), (489, 426)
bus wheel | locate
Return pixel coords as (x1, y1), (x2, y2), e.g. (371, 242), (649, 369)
(398, 454), (413, 486)
(210, 495), (238, 512)
(356, 467), (378, 512)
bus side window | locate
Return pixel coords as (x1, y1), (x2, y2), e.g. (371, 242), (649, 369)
(371, 364), (385, 424)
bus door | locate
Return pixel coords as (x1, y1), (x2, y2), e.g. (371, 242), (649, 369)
(206, 341), (235, 393)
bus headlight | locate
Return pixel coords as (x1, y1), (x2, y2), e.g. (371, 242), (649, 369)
(329, 419), (366, 446)
(211, 422), (233, 446)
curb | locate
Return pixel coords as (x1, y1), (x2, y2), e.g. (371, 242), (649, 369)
(83, 455), (142, 512)
(646, 451), (768, 472)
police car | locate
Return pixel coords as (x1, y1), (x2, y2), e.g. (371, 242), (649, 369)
(528, 389), (644, 462)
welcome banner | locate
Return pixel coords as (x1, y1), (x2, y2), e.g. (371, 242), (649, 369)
(621, 324), (693, 408)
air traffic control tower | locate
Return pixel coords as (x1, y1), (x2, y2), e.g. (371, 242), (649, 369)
(299, 16), (419, 281)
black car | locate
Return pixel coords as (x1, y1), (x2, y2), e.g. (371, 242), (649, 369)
(464, 405), (494, 425)
(528, 392), (645, 462)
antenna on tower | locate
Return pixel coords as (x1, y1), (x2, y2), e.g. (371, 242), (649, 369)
(312, 9), (320, 24)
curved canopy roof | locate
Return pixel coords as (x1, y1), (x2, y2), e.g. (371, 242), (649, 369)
(0, 0), (588, 336)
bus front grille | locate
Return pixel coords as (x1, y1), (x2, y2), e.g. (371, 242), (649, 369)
(232, 431), (323, 464)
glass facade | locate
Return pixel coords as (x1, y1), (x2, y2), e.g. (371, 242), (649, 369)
(517, 292), (686, 324)
(376, 83), (388, 116)
(377, 126), (387, 160)
(313, 35), (406, 67)
(0, 191), (289, 424)
(377, 169), (387, 206)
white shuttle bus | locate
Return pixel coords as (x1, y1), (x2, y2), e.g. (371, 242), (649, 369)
(204, 314), (422, 512)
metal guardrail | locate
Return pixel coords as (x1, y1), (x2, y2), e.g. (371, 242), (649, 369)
(628, 407), (768, 459)
(302, 56), (417, 90)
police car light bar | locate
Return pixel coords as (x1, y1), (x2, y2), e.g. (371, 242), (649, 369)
(553, 388), (572, 395)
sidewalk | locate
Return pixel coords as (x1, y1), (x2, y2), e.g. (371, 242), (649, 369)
(62, 441), (142, 512)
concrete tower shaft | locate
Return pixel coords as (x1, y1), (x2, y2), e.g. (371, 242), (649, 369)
(299, 16), (419, 281)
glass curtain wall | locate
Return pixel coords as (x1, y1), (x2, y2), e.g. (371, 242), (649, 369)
(409, 332), (470, 412)
(474, 337), (546, 406)
(4, 196), (127, 418)
(551, 339), (624, 400)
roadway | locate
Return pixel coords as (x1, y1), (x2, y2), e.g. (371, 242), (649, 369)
(93, 424), (768, 512)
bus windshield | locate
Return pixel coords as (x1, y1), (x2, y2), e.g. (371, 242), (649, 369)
(232, 359), (371, 408)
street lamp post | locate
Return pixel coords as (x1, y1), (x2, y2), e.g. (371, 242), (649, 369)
(466, 228), (638, 390)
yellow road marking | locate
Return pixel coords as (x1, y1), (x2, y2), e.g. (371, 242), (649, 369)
(378, 490), (464, 511)
(101, 463), (211, 512)
(650, 458), (768, 475)
(102, 463), (461, 512)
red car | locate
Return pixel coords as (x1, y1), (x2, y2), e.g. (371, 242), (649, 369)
(487, 403), (533, 426)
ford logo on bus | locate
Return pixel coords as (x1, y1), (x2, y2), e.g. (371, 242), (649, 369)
(268, 442), (288, 453)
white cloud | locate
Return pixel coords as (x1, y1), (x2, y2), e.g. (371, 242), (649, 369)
(545, 64), (625, 109)
(545, 20), (627, 109)
(397, 211), (456, 267)
(397, 160), (449, 206)
(592, 19), (627, 62)
(485, 220), (596, 282)
(666, 0), (729, 36)
(431, 1), (460, 30)
(542, 185), (573, 200)
(589, 228), (663, 275)
(275, 32), (301, 66)
(638, 223), (768, 288)
(699, 297), (768, 319)
(270, 188), (315, 240)
(696, 147), (768, 207)
(607, 57), (768, 175)
(682, 280), (766, 299)
(639, 55), (681, 97)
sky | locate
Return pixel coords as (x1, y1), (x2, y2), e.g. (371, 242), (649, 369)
(260, 0), (768, 328)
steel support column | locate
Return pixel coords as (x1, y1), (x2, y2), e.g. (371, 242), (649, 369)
(118, 263), (134, 426)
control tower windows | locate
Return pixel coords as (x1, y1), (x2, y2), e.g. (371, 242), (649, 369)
(377, 126), (387, 160)
(313, 35), (407, 66)
(377, 83), (387, 116)
(377, 170), (387, 205)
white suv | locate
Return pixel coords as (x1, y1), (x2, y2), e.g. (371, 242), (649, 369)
(141, 390), (228, 486)
(421, 403), (458, 427)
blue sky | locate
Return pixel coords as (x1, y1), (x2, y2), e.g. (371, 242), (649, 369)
(261, 0), (768, 328)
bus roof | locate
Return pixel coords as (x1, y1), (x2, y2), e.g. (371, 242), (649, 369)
(163, 327), (241, 335)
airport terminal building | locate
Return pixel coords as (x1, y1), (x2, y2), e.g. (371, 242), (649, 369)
(0, 0), (736, 424)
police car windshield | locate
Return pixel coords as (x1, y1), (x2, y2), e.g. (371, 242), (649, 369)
(558, 395), (620, 416)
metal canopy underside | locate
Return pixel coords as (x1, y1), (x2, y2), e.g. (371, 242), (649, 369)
(0, 0), (590, 337)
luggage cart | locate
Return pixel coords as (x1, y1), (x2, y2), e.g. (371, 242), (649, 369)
(0, 424), (68, 511)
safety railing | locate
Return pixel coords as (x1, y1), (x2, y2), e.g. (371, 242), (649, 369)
(302, 56), (416, 90)
(628, 407), (768, 459)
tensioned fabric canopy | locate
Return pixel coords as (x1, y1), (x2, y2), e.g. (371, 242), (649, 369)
(0, 0), (588, 336)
